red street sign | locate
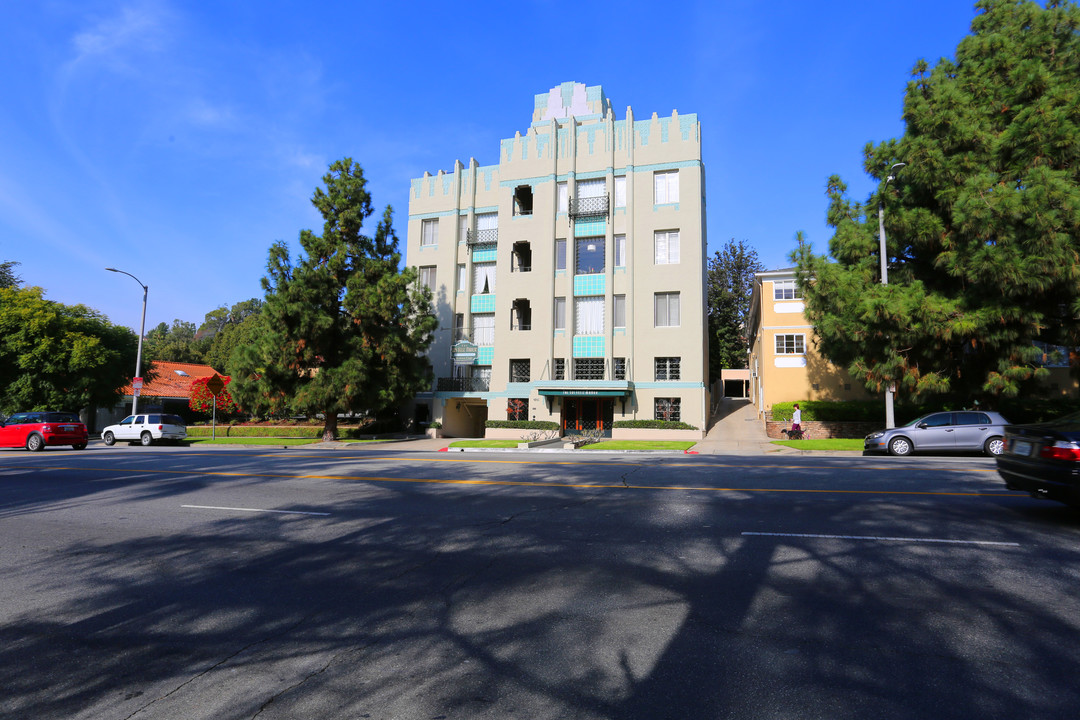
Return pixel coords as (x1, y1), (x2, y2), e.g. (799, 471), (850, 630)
(132, 377), (143, 389)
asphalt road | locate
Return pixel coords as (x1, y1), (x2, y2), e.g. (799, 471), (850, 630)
(2, 444), (1079, 720)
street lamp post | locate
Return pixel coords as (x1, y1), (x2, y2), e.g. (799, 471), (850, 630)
(878, 162), (905, 429)
(106, 268), (148, 416)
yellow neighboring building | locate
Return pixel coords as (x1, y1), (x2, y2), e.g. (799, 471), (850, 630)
(746, 268), (871, 417)
(747, 268), (1079, 419)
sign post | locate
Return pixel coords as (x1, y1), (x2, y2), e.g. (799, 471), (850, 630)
(206, 374), (225, 440)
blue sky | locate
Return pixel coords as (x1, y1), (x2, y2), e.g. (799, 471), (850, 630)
(1, 0), (979, 333)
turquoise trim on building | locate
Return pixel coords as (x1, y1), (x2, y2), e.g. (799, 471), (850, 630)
(574, 218), (606, 237)
(476, 346), (494, 364)
(501, 138), (514, 163)
(574, 273), (606, 296)
(472, 246), (497, 263)
(442, 174), (454, 195)
(471, 294), (496, 313)
(573, 335), (606, 358)
(634, 381), (704, 390)
(498, 174), (555, 188)
(575, 168), (612, 180)
(680, 115), (697, 140)
(408, 209), (457, 221)
(634, 160), (702, 172)
(654, 203), (681, 212)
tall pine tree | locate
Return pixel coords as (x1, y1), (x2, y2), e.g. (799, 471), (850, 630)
(231, 158), (436, 441)
(796, 0), (1080, 402)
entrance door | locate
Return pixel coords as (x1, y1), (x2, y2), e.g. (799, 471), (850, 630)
(562, 398), (615, 436)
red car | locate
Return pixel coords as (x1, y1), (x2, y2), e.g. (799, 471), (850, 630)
(0, 411), (89, 451)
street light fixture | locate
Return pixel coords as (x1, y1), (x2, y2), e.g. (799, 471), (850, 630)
(878, 162), (906, 428)
(106, 267), (148, 416)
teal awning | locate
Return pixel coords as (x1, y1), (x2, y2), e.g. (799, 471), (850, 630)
(538, 389), (628, 397)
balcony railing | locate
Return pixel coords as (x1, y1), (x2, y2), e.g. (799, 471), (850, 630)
(436, 377), (490, 392)
(569, 194), (609, 219)
(466, 228), (498, 245)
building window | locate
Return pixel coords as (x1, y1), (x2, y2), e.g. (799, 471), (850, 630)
(775, 334), (806, 354)
(654, 292), (680, 327)
(613, 357), (627, 380)
(655, 357), (681, 380)
(654, 230), (680, 265)
(454, 313), (465, 342)
(554, 358), (566, 380)
(473, 262), (496, 294)
(614, 176), (626, 208)
(614, 234), (626, 267)
(654, 170), (679, 204)
(576, 237), (605, 274)
(512, 241), (532, 272)
(473, 313), (495, 345)
(507, 397), (529, 421)
(655, 397), (681, 422)
(511, 299), (532, 331)
(421, 219), (439, 246)
(576, 178), (605, 199)
(509, 359), (530, 383)
(613, 295), (626, 329)
(575, 296), (604, 335)
(773, 279), (802, 300)
(574, 358), (605, 380)
(457, 264), (466, 293)
(513, 185), (533, 216)
(557, 182), (568, 214)
(555, 238), (567, 271)
(554, 297), (566, 330)
(458, 214), (468, 241)
(418, 266), (436, 291)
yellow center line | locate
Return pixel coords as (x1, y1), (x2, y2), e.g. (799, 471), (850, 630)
(0, 464), (1012, 497)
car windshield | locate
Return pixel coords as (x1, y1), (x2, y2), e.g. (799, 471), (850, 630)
(44, 413), (80, 423)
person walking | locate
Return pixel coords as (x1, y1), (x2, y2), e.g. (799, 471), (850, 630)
(791, 403), (802, 438)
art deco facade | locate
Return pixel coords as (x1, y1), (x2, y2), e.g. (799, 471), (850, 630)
(405, 83), (707, 437)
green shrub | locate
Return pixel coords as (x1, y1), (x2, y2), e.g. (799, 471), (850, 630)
(484, 420), (559, 430)
(428, 421), (442, 429)
(611, 420), (698, 430)
(770, 401), (883, 422)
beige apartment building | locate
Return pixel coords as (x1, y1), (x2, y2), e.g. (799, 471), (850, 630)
(405, 82), (708, 438)
(747, 268), (870, 416)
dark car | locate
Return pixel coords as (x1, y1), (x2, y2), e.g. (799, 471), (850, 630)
(864, 410), (1010, 456)
(996, 412), (1080, 507)
(0, 411), (89, 451)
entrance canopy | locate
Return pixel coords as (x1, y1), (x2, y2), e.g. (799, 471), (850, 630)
(536, 383), (632, 398)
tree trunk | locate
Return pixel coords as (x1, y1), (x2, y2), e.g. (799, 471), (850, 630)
(321, 412), (338, 443)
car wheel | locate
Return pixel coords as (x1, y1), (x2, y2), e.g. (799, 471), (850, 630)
(888, 436), (912, 456)
(103, 431), (116, 446)
(72, 443), (87, 450)
(985, 436), (1005, 456)
(140, 432), (153, 446)
(26, 434), (45, 452)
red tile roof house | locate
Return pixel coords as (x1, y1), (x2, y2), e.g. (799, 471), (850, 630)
(91, 361), (222, 432)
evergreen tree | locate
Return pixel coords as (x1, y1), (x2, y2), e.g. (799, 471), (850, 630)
(0, 260), (20, 289)
(707, 239), (763, 380)
(795, 0), (1080, 402)
(143, 320), (209, 364)
(230, 158), (436, 441)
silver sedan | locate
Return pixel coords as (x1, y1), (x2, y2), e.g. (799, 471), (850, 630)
(864, 410), (1011, 456)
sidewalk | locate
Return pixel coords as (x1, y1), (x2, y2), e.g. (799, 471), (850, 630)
(692, 397), (794, 455)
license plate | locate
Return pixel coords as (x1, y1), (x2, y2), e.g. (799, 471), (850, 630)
(1012, 440), (1032, 456)
(61, 425), (74, 432)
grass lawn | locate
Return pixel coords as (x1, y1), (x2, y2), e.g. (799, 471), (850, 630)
(581, 440), (697, 451)
(447, 440), (522, 449)
(771, 438), (865, 451)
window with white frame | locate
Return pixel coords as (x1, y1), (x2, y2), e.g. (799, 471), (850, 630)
(456, 264), (466, 293)
(576, 178), (605, 198)
(458, 215), (468, 241)
(614, 234), (626, 267)
(576, 237), (605, 274)
(654, 230), (680, 264)
(472, 313), (495, 345)
(654, 170), (679, 204)
(655, 397), (681, 422)
(557, 182), (568, 214)
(473, 262), (496, 294)
(421, 219), (439, 246)
(775, 333), (806, 354)
(613, 295), (626, 329)
(773, 279), (802, 300)
(418, 266), (436, 291)
(575, 296), (604, 335)
(614, 176), (626, 208)
(654, 292), (680, 327)
(655, 357), (681, 380)
(555, 238), (566, 271)
(554, 297), (566, 330)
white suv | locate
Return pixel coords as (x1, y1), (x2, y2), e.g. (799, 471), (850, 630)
(102, 413), (187, 446)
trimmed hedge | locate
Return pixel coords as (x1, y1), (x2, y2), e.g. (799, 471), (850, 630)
(187, 425), (380, 439)
(770, 398), (1080, 426)
(484, 420), (560, 430)
(612, 420), (699, 430)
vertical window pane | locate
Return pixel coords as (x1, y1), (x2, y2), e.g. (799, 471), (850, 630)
(575, 297), (604, 335)
(555, 239), (566, 271)
(421, 219), (439, 246)
(457, 264), (466, 292)
(655, 231), (680, 264)
(654, 170), (679, 204)
(419, 266), (436, 290)
(557, 182), (568, 213)
(473, 263), (496, 294)
(576, 237), (605, 274)
(613, 295), (626, 328)
(554, 297), (566, 330)
(458, 215), (468, 240)
(614, 176), (626, 208)
(614, 234), (626, 267)
(655, 292), (680, 327)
